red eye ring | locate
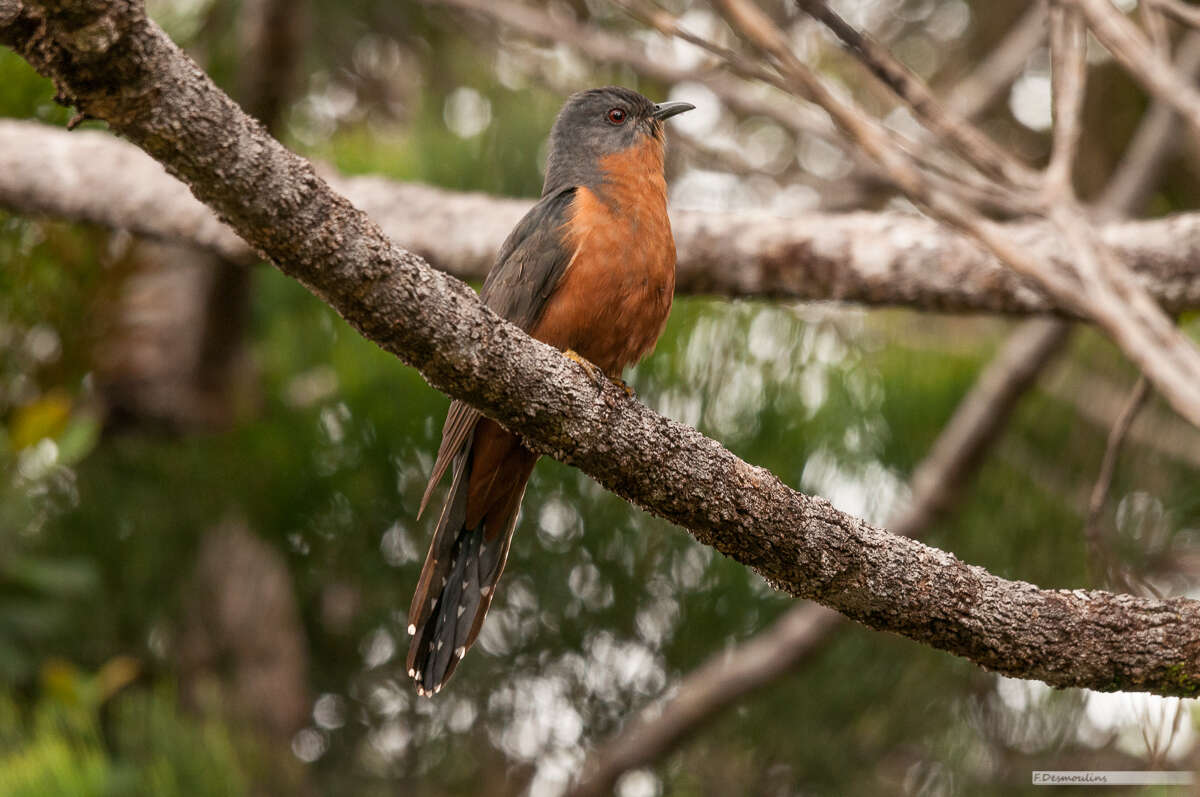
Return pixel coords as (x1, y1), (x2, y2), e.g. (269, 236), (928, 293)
(606, 108), (627, 125)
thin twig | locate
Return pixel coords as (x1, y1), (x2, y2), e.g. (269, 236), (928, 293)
(1147, 0), (1200, 30)
(943, 1), (1049, 119)
(795, 0), (1040, 190)
(619, 0), (1037, 214)
(1045, 5), (1088, 199)
(431, 0), (840, 148)
(1141, 0), (1172, 56)
(1097, 32), (1200, 215)
(1084, 376), (1149, 588)
(1074, 0), (1200, 131)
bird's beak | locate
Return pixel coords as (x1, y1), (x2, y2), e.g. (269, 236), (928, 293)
(651, 101), (695, 121)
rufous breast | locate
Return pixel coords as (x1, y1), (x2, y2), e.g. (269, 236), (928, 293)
(532, 137), (676, 376)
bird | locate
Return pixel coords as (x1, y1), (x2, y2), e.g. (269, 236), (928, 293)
(406, 87), (694, 695)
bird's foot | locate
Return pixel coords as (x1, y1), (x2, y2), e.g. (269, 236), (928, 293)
(564, 349), (605, 388)
(563, 350), (635, 399)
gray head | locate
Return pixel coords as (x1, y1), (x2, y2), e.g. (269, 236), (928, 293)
(542, 86), (694, 196)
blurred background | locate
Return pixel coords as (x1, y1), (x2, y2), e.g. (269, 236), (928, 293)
(2, 0), (1200, 794)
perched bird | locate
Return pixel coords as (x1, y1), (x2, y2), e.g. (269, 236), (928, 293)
(407, 87), (694, 695)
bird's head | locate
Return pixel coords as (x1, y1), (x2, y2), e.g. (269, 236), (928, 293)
(543, 86), (694, 196)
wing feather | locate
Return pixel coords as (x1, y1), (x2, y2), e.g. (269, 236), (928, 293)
(419, 187), (577, 512)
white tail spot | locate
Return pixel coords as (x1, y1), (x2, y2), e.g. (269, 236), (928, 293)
(457, 605), (465, 618)
(480, 586), (491, 597)
(407, 624), (416, 636)
(436, 639), (444, 650)
(455, 646), (466, 659)
(408, 667), (416, 678)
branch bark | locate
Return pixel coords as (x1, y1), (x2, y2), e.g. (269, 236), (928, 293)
(4, 0), (1200, 704)
(9, 119), (1200, 315)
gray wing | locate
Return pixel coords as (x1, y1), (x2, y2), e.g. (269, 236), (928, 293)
(419, 187), (577, 516)
(481, 186), (577, 329)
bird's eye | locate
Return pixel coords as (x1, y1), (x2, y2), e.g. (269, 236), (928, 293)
(606, 108), (627, 125)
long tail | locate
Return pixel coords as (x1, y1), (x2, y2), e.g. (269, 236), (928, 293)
(406, 420), (536, 695)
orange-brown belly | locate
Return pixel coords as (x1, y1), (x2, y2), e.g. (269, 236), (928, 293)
(531, 184), (675, 376)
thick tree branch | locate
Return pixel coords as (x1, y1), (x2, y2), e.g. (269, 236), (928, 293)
(4, 0), (1200, 700)
(8, 120), (1200, 315)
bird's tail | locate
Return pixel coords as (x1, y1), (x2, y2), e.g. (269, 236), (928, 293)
(406, 428), (535, 695)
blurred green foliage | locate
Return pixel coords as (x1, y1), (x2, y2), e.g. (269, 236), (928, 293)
(2, 1), (1200, 795)
(0, 670), (248, 797)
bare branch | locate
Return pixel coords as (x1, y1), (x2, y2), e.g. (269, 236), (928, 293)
(1044, 364), (1200, 469)
(433, 0), (837, 148)
(1045, 5), (1088, 198)
(626, 0), (1037, 215)
(1043, 201), (1200, 425)
(1140, 0), (1172, 55)
(1084, 376), (1150, 588)
(795, 0), (1040, 190)
(1073, 0), (1200, 131)
(571, 604), (842, 797)
(944, 1), (1049, 119)
(11, 120), (1200, 315)
(1097, 32), (1200, 215)
(1147, 0), (1200, 31)
(889, 320), (1072, 537)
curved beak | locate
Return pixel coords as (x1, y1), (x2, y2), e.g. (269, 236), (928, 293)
(652, 101), (696, 121)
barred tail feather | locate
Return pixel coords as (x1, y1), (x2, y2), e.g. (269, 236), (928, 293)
(406, 449), (523, 695)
